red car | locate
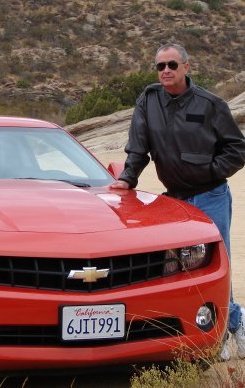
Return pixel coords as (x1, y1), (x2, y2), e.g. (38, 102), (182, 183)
(0, 116), (230, 372)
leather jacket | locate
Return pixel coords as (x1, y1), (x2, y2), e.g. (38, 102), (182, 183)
(119, 77), (245, 199)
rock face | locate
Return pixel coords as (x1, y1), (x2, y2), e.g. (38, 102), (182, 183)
(229, 92), (245, 132)
(66, 92), (245, 153)
(66, 108), (133, 153)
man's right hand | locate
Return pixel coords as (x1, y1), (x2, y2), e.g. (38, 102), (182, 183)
(109, 180), (130, 190)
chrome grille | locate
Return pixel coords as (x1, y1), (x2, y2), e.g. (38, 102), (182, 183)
(0, 252), (172, 292)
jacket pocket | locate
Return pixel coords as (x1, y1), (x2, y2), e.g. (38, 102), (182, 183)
(180, 153), (213, 185)
(181, 153), (212, 165)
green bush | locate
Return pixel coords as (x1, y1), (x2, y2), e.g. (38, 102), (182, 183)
(65, 88), (126, 124)
(192, 74), (215, 89)
(16, 79), (30, 89)
(206, 0), (224, 10)
(166, 0), (187, 10)
(65, 71), (157, 124)
(188, 2), (203, 13)
(184, 27), (204, 38)
(107, 72), (157, 106)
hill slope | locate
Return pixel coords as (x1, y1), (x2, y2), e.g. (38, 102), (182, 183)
(0, 0), (244, 123)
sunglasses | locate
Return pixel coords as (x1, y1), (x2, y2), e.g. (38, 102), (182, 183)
(156, 61), (184, 71)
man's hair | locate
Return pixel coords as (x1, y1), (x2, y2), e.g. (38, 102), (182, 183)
(155, 43), (189, 63)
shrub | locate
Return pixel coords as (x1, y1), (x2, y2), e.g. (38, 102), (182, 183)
(130, 1), (141, 13)
(206, 0), (224, 10)
(166, 0), (187, 10)
(131, 365), (167, 388)
(188, 3), (203, 13)
(131, 360), (200, 388)
(29, 24), (58, 43)
(65, 71), (157, 124)
(65, 88), (126, 124)
(8, 56), (24, 75)
(104, 50), (121, 74)
(192, 74), (215, 89)
(184, 27), (204, 38)
(107, 72), (157, 106)
(3, 18), (23, 40)
(16, 79), (30, 89)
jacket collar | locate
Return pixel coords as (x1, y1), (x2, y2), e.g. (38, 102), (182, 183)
(160, 76), (194, 107)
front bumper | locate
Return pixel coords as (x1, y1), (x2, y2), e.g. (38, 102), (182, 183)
(0, 243), (230, 371)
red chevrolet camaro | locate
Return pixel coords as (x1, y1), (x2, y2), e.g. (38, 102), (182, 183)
(0, 116), (230, 372)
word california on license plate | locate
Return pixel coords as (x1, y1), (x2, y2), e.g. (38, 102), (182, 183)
(61, 304), (125, 341)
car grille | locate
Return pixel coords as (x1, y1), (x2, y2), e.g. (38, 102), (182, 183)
(0, 317), (183, 346)
(0, 252), (177, 292)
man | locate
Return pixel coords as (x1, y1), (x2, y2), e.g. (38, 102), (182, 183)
(110, 43), (245, 360)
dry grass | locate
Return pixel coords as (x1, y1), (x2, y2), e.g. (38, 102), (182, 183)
(214, 77), (245, 101)
(131, 357), (245, 387)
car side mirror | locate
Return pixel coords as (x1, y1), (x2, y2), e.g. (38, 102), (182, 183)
(107, 162), (124, 179)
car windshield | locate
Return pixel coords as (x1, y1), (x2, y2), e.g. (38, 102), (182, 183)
(0, 127), (115, 187)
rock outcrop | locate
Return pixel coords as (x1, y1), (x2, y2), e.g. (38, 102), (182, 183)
(229, 92), (245, 132)
(66, 108), (133, 153)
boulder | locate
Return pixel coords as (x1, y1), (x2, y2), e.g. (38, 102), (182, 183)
(229, 91), (245, 132)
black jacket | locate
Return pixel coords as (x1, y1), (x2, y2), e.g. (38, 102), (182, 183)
(119, 77), (245, 198)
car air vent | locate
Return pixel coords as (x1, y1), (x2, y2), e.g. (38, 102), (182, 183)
(0, 317), (183, 346)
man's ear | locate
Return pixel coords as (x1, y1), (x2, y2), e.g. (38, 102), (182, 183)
(184, 62), (190, 74)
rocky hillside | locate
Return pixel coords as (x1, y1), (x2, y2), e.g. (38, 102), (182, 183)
(0, 0), (244, 123)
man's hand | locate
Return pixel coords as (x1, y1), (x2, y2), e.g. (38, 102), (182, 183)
(109, 180), (130, 190)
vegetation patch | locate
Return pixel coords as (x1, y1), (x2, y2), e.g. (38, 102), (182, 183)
(131, 357), (245, 387)
(65, 71), (215, 124)
(166, 0), (187, 10)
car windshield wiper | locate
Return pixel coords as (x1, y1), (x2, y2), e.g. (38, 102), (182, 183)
(14, 177), (91, 187)
(55, 179), (91, 188)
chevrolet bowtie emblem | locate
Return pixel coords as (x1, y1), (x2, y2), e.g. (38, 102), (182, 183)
(68, 267), (109, 283)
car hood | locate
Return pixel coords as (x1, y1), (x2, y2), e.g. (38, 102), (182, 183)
(0, 180), (208, 233)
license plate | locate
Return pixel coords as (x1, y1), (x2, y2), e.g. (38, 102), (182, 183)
(61, 304), (125, 341)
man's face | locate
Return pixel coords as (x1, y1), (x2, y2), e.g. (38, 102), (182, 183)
(155, 48), (189, 93)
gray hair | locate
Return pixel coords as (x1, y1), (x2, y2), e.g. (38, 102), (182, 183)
(155, 43), (189, 63)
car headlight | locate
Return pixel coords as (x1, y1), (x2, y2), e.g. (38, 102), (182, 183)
(163, 244), (211, 275)
(180, 244), (206, 270)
